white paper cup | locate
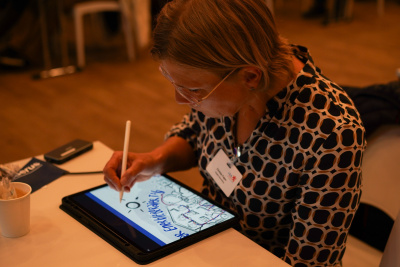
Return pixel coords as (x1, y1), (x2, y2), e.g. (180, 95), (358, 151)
(0, 182), (32, 238)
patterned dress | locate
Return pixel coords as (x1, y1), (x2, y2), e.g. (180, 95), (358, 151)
(165, 45), (366, 266)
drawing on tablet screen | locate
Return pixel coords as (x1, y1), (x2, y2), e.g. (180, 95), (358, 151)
(90, 175), (234, 243)
(126, 197), (146, 213)
(148, 176), (232, 233)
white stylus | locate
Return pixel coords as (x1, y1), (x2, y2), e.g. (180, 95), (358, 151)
(120, 120), (131, 202)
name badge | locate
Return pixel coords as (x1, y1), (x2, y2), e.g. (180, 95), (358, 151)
(206, 149), (243, 197)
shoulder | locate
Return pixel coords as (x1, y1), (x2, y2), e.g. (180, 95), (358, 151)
(288, 47), (363, 131)
(260, 48), (365, 152)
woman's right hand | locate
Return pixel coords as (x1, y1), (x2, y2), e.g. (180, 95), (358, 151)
(103, 136), (197, 193)
(103, 151), (163, 193)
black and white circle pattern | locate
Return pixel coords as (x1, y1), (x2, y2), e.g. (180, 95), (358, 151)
(166, 46), (366, 266)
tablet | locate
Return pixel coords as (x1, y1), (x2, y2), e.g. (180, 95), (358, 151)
(60, 174), (239, 264)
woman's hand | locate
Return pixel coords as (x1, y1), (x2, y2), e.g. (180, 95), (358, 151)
(103, 151), (162, 192)
(103, 136), (197, 192)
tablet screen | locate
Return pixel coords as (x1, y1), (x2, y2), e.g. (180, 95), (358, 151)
(63, 174), (237, 256)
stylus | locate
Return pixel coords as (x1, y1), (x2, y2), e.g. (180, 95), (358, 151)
(120, 120), (131, 202)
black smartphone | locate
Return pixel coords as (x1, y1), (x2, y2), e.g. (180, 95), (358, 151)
(44, 139), (93, 164)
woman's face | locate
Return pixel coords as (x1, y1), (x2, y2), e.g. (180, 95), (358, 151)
(160, 59), (251, 117)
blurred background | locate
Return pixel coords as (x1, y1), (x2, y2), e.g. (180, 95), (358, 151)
(0, 0), (399, 190)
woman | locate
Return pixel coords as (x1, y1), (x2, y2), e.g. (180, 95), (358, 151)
(104, 0), (366, 266)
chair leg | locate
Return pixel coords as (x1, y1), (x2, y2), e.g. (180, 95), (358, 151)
(74, 9), (86, 68)
(122, 16), (135, 61)
(120, 4), (135, 61)
(344, 0), (354, 20)
(325, 0), (336, 24)
(377, 0), (384, 16)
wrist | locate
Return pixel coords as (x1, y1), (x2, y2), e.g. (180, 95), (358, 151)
(148, 148), (168, 174)
(149, 136), (196, 174)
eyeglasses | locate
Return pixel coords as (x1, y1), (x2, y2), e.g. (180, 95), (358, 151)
(159, 65), (235, 106)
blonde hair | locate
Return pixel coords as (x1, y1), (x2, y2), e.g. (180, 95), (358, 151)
(151, 0), (294, 90)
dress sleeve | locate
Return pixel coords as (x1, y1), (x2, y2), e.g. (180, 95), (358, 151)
(164, 110), (200, 156)
(283, 127), (366, 266)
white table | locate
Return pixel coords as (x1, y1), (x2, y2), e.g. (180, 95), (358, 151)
(1, 141), (290, 267)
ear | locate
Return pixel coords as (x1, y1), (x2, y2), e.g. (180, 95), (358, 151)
(240, 66), (262, 90)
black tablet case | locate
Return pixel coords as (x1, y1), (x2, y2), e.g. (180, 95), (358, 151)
(60, 174), (239, 264)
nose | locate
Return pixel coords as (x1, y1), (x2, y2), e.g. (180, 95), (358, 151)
(174, 89), (191, 105)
